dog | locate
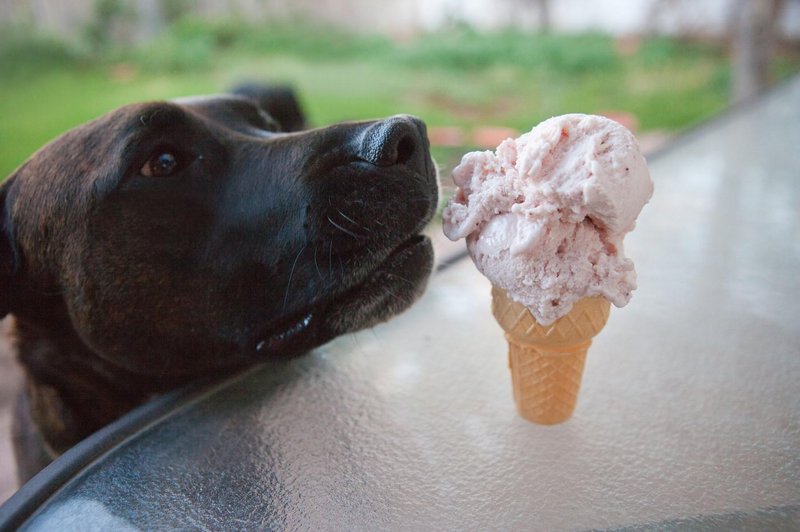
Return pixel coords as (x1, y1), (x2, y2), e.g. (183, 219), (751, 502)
(0, 86), (438, 482)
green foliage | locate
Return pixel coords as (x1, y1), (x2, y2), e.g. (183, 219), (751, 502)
(0, 27), (85, 75)
(84, 0), (136, 52)
(133, 25), (216, 71)
(125, 17), (394, 71)
(1, 18), (799, 179)
(398, 29), (620, 74)
(234, 20), (393, 59)
(160, 0), (193, 24)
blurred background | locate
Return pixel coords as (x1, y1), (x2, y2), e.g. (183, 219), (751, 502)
(0, 0), (800, 505)
(1, 0), (799, 181)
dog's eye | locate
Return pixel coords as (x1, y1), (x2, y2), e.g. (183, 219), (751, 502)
(141, 152), (179, 177)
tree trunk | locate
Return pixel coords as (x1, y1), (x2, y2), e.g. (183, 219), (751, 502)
(732, 0), (785, 103)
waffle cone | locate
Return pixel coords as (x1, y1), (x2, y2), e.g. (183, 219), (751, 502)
(491, 286), (610, 424)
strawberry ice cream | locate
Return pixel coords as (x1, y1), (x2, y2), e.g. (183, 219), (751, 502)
(442, 114), (653, 325)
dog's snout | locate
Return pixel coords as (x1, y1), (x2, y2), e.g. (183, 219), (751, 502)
(359, 115), (427, 168)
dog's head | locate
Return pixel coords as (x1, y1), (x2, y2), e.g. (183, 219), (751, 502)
(0, 91), (438, 378)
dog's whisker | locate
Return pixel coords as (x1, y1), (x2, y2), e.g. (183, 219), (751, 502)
(336, 209), (371, 233)
(381, 286), (403, 304)
(283, 245), (307, 311)
(328, 240), (334, 277)
(313, 244), (324, 281)
(327, 216), (364, 240)
(386, 272), (416, 287)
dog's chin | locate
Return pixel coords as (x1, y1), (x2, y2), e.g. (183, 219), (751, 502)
(325, 234), (433, 332)
(253, 234), (433, 358)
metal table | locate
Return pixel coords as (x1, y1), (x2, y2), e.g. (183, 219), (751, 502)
(2, 76), (799, 530)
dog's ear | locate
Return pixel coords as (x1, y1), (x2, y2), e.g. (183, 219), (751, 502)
(0, 175), (20, 318)
(230, 82), (308, 132)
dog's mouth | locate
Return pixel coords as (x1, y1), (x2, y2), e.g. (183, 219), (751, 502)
(251, 233), (433, 358)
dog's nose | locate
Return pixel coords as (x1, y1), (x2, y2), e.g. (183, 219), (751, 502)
(359, 115), (427, 168)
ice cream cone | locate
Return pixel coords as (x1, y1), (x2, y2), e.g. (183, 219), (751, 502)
(491, 286), (610, 424)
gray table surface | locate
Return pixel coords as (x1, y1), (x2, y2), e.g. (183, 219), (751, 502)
(16, 77), (800, 531)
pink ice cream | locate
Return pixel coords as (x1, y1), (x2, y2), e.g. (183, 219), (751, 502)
(442, 114), (653, 325)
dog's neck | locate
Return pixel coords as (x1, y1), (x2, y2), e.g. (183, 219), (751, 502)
(9, 303), (188, 456)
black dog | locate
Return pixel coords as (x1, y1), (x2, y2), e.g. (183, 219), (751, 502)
(0, 86), (438, 482)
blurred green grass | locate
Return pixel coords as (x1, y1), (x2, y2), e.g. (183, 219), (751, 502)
(1, 20), (798, 179)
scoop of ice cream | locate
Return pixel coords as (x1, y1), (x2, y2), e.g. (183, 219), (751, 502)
(442, 114), (653, 325)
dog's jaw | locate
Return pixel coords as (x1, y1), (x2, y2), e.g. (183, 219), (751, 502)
(252, 234), (433, 358)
